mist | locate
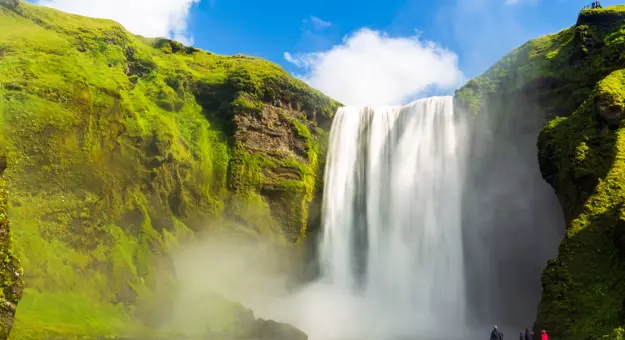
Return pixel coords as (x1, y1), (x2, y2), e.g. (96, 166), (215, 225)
(158, 92), (565, 340)
(163, 234), (292, 337)
(457, 94), (565, 331)
(163, 231), (382, 340)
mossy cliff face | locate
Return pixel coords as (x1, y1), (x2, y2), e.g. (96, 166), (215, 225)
(0, 152), (24, 340)
(456, 5), (625, 339)
(0, 0), (338, 338)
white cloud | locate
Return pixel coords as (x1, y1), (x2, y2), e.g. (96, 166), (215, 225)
(35, 0), (201, 44)
(284, 28), (464, 106)
(308, 16), (332, 30)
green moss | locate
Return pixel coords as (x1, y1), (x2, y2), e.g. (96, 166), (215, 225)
(535, 73), (625, 337)
(455, 4), (625, 119)
(0, 1), (340, 338)
(603, 327), (625, 340)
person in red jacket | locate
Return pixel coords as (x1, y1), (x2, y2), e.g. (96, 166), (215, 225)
(541, 330), (548, 340)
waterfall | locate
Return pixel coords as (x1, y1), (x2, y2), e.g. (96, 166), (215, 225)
(318, 96), (467, 338)
(237, 94), (561, 340)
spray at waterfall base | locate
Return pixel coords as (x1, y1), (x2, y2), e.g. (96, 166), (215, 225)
(170, 96), (563, 340)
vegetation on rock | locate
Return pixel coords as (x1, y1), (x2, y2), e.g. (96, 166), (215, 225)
(456, 5), (625, 339)
(0, 152), (24, 340)
(0, 0), (339, 338)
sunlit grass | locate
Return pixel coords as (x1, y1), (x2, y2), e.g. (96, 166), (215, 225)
(0, 1), (339, 338)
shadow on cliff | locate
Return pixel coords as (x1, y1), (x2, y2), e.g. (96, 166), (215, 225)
(458, 84), (566, 331)
(533, 95), (625, 338)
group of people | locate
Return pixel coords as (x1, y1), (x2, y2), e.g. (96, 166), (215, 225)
(489, 325), (549, 340)
(590, 0), (602, 8)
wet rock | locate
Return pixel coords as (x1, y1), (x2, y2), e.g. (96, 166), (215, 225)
(0, 0), (19, 10)
(228, 301), (307, 340)
(0, 152), (24, 340)
(594, 92), (624, 129)
(612, 214), (625, 259)
(250, 318), (308, 340)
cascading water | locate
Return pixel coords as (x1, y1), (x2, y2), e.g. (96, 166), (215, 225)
(318, 96), (467, 338)
(206, 94), (563, 340)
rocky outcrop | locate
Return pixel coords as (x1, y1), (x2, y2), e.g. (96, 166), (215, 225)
(229, 302), (307, 340)
(189, 294), (308, 340)
(250, 319), (308, 340)
(0, 154), (23, 339)
(594, 76), (625, 129)
(0, 0), (20, 11)
(225, 76), (338, 241)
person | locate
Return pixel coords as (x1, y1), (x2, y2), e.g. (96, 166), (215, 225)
(524, 328), (532, 340)
(591, 2), (596, 8)
(541, 330), (549, 340)
(491, 325), (504, 340)
(519, 332), (524, 340)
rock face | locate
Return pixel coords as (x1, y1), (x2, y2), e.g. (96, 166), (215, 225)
(250, 319), (308, 340)
(0, 0), (19, 11)
(0, 154), (23, 339)
(0, 2), (338, 338)
(456, 5), (625, 339)
(227, 301), (308, 340)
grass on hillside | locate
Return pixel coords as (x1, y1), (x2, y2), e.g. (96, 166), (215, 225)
(0, 1), (338, 338)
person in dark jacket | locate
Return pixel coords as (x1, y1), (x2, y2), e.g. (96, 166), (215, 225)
(491, 325), (504, 340)
(519, 332), (524, 340)
(524, 328), (532, 340)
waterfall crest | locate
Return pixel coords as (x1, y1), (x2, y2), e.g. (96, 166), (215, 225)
(318, 96), (467, 337)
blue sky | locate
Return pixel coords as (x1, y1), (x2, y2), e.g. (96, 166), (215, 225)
(33, 0), (618, 105)
(188, 0), (605, 78)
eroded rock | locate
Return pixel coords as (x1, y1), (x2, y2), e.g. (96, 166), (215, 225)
(0, 154), (23, 340)
(250, 319), (308, 340)
(594, 92), (624, 128)
(0, 0), (19, 10)
(232, 302), (308, 340)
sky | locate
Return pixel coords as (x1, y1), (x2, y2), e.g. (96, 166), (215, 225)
(30, 0), (619, 106)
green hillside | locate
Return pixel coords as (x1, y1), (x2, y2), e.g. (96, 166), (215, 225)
(0, 0), (339, 338)
(7, 0), (625, 338)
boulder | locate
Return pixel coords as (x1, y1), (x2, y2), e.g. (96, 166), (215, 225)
(0, 0), (19, 10)
(250, 318), (308, 340)
(594, 93), (623, 128)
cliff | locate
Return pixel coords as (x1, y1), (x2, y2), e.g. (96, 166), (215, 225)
(0, 151), (24, 339)
(0, 0), (338, 338)
(456, 5), (625, 339)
